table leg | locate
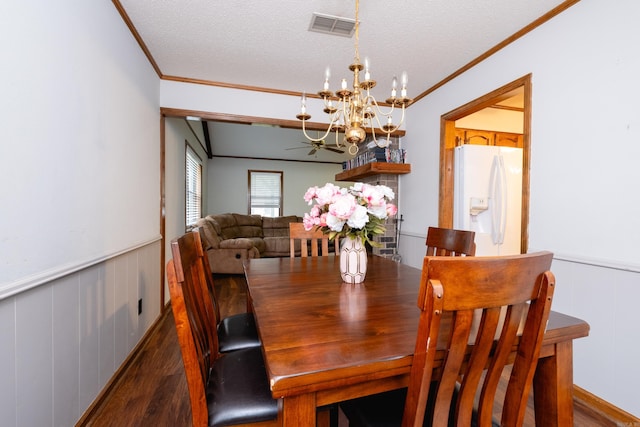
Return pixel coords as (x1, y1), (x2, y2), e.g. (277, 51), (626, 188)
(533, 340), (574, 427)
(283, 393), (317, 427)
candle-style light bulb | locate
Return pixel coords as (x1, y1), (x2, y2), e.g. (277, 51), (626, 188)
(391, 76), (398, 98)
(341, 78), (348, 90)
(323, 67), (331, 91)
(364, 57), (371, 81)
(301, 92), (307, 114)
(401, 72), (408, 98)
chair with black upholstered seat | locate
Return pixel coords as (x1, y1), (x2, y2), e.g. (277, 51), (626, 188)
(167, 247), (281, 427)
(425, 226), (476, 257)
(340, 251), (555, 427)
(289, 222), (338, 257)
(189, 228), (261, 353)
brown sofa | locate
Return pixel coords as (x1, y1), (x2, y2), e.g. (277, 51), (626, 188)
(194, 213), (303, 274)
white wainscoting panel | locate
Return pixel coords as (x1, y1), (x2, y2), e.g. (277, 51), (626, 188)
(0, 240), (161, 427)
(16, 281), (54, 426)
(0, 295), (17, 426)
(53, 274), (81, 427)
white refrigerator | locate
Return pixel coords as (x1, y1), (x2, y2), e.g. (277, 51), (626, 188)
(453, 145), (523, 256)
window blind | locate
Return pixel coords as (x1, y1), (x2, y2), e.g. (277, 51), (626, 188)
(249, 170), (282, 217)
(186, 145), (202, 226)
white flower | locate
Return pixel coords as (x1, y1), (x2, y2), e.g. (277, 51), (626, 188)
(325, 213), (346, 232)
(377, 185), (395, 201)
(367, 204), (388, 219)
(347, 205), (369, 229)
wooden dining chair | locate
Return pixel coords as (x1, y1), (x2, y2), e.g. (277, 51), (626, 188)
(425, 226), (476, 256)
(179, 229), (261, 353)
(289, 222), (338, 257)
(167, 254), (281, 427)
(340, 251), (555, 427)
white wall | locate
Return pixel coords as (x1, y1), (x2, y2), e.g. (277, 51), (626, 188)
(398, 0), (640, 415)
(0, 1), (162, 426)
(0, 2), (160, 295)
(207, 157), (343, 216)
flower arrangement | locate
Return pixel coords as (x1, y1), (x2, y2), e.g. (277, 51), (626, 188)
(303, 182), (398, 246)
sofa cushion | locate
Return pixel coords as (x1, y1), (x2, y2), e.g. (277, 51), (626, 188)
(233, 214), (264, 238)
(246, 237), (267, 254)
(195, 216), (223, 249)
(263, 236), (291, 256)
(219, 238), (257, 250)
(262, 215), (301, 238)
(213, 213), (240, 239)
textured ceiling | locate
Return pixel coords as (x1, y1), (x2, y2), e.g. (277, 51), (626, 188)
(117, 0), (570, 102)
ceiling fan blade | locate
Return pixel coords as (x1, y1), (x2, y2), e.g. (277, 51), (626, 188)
(325, 147), (345, 154)
(286, 146), (308, 150)
(308, 149), (318, 155)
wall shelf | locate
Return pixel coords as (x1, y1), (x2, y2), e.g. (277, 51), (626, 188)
(335, 162), (411, 181)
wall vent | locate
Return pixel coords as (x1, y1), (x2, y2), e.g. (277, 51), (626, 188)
(309, 13), (356, 37)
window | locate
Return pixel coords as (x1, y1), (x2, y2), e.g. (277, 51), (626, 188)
(186, 144), (202, 227)
(248, 170), (282, 217)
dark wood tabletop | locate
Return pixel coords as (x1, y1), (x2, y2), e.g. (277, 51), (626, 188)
(244, 255), (590, 427)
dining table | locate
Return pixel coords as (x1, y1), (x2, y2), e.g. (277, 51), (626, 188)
(243, 255), (590, 427)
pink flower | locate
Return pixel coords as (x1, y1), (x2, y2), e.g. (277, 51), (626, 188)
(319, 212), (328, 227)
(360, 184), (385, 207)
(386, 203), (398, 217)
(328, 193), (356, 220)
(303, 186), (318, 204)
(316, 183), (341, 205)
(303, 213), (318, 230)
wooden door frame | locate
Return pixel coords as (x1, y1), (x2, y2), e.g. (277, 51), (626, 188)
(438, 74), (532, 253)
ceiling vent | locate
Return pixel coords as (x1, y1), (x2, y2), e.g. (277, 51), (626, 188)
(309, 13), (356, 37)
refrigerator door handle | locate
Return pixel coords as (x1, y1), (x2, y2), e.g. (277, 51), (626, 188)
(489, 154), (508, 245)
(497, 154), (508, 245)
(489, 155), (501, 244)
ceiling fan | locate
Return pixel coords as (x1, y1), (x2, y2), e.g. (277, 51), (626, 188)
(286, 139), (345, 155)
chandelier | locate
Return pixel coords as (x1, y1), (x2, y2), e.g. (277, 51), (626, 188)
(296, 0), (412, 156)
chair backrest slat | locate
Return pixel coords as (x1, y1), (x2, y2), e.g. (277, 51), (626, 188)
(425, 226), (476, 257)
(403, 251), (555, 427)
(289, 222), (337, 257)
(194, 227), (222, 323)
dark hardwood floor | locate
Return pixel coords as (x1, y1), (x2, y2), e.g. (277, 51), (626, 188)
(81, 274), (631, 427)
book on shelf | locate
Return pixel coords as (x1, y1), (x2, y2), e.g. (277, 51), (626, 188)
(342, 148), (406, 170)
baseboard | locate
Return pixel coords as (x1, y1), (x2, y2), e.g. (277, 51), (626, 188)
(75, 304), (172, 426)
(573, 385), (640, 425)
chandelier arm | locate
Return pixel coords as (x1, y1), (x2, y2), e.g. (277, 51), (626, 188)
(362, 93), (396, 117)
(301, 118), (339, 143)
(334, 129), (343, 148)
(368, 103), (407, 135)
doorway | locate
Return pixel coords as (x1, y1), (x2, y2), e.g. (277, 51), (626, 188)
(438, 74), (531, 253)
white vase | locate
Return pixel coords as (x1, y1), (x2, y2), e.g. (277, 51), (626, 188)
(340, 236), (367, 284)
